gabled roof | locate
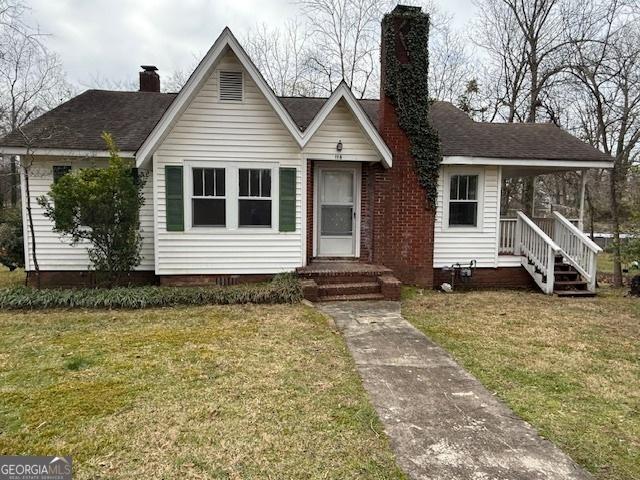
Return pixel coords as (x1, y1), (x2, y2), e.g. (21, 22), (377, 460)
(0, 88), (613, 167)
(134, 28), (392, 167)
(301, 82), (391, 167)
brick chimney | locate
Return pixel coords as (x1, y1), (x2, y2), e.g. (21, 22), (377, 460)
(139, 65), (160, 92)
(370, 4), (435, 287)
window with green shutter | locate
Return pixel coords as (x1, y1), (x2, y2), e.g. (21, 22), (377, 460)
(279, 168), (296, 232)
(165, 166), (184, 231)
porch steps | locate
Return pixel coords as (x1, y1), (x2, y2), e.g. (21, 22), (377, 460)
(552, 256), (596, 297)
(296, 261), (401, 302)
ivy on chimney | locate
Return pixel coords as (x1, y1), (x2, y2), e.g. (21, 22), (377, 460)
(382, 7), (441, 208)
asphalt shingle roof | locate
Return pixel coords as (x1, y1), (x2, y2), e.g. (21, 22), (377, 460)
(0, 89), (612, 163)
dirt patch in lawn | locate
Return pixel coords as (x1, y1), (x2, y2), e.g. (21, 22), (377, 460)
(402, 287), (639, 480)
(0, 304), (405, 479)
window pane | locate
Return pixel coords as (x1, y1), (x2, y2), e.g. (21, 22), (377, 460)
(321, 205), (353, 236)
(261, 169), (271, 197)
(193, 199), (225, 226)
(193, 168), (203, 196)
(215, 169), (225, 196)
(467, 175), (478, 200)
(239, 169), (249, 197)
(322, 171), (353, 203)
(459, 175), (468, 200)
(204, 169), (215, 196)
(250, 169), (260, 196)
(239, 199), (271, 227)
(449, 175), (458, 200)
(449, 202), (477, 226)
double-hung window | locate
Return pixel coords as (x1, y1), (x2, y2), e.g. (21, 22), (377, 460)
(448, 174), (478, 227)
(192, 167), (226, 227)
(239, 168), (271, 227)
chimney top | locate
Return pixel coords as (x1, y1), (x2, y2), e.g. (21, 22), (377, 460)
(139, 65), (160, 92)
(391, 4), (422, 14)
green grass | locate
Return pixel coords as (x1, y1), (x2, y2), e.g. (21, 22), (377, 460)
(0, 304), (405, 479)
(402, 287), (639, 480)
(0, 267), (25, 288)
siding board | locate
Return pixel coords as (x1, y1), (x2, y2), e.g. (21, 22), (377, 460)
(24, 156), (154, 271)
(434, 165), (500, 268)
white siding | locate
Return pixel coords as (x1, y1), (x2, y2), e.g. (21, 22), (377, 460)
(434, 165), (501, 268)
(154, 49), (304, 275)
(303, 99), (380, 162)
(22, 156), (154, 271)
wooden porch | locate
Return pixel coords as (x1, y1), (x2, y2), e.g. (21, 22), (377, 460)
(498, 212), (602, 296)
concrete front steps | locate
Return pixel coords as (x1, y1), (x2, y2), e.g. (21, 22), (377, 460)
(296, 261), (401, 302)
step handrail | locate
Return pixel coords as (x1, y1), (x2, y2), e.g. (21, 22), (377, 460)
(552, 211), (601, 292)
(517, 212), (561, 252)
(552, 212), (602, 253)
(516, 211), (560, 294)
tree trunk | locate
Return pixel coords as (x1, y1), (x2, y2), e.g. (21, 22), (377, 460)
(609, 167), (623, 287)
(22, 165), (40, 288)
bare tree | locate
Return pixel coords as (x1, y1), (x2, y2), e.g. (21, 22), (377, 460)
(244, 20), (316, 96)
(567, 0), (640, 286)
(0, 4), (72, 207)
(428, 12), (472, 102)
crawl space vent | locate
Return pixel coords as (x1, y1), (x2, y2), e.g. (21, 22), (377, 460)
(219, 71), (243, 101)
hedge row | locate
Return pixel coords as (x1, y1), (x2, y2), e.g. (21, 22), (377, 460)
(0, 273), (303, 310)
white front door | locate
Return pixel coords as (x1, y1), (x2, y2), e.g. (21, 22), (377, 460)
(316, 165), (359, 257)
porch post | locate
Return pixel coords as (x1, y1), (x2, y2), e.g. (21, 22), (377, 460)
(530, 175), (536, 217)
(578, 170), (587, 231)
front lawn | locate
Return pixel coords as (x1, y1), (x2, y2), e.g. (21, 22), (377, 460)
(402, 287), (639, 480)
(0, 304), (405, 479)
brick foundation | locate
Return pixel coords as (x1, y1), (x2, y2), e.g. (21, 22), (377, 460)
(159, 274), (271, 287)
(433, 267), (538, 291)
(26, 270), (157, 288)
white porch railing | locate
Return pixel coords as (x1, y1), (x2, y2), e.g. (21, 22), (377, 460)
(516, 212), (560, 294)
(499, 218), (518, 254)
(503, 211), (602, 294)
(552, 211), (602, 291)
(499, 217), (579, 255)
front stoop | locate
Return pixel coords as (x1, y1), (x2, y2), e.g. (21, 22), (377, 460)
(297, 262), (401, 302)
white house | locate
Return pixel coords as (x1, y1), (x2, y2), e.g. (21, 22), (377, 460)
(0, 6), (612, 299)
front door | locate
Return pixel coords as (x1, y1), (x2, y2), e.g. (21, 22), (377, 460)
(316, 166), (358, 257)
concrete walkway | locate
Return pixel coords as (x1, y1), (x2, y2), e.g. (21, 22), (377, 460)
(317, 301), (591, 480)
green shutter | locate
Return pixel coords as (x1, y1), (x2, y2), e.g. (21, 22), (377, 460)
(165, 166), (184, 231)
(279, 168), (296, 232)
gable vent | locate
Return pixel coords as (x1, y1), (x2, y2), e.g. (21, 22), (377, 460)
(219, 71), (243, 102)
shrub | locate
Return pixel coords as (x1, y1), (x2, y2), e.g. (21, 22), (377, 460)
(0, 273), (303, 310)
(0, 206), (24, 270)
(38, 132), (145, 286)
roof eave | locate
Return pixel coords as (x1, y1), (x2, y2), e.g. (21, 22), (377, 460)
(0, 147), (136, 158)
(442, 155), (613, 169)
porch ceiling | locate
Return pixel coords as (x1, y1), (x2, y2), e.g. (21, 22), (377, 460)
(501, 165), (592, 178)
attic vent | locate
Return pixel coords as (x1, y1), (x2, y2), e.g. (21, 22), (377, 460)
(219, 71), (243, 102)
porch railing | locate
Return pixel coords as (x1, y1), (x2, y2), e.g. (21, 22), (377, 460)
(499, 217), (579, 255)
(552, 212), (602, 291)
(516, 212), (560, 294)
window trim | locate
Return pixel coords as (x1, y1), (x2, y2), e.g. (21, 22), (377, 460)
(191, 167), (227, 227)
(183, 160), (278, 233)
(442, 167), (484, 232)
(218, 70), (244, 103)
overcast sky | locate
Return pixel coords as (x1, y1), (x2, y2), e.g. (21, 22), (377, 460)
(24, 0), (477, 90)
